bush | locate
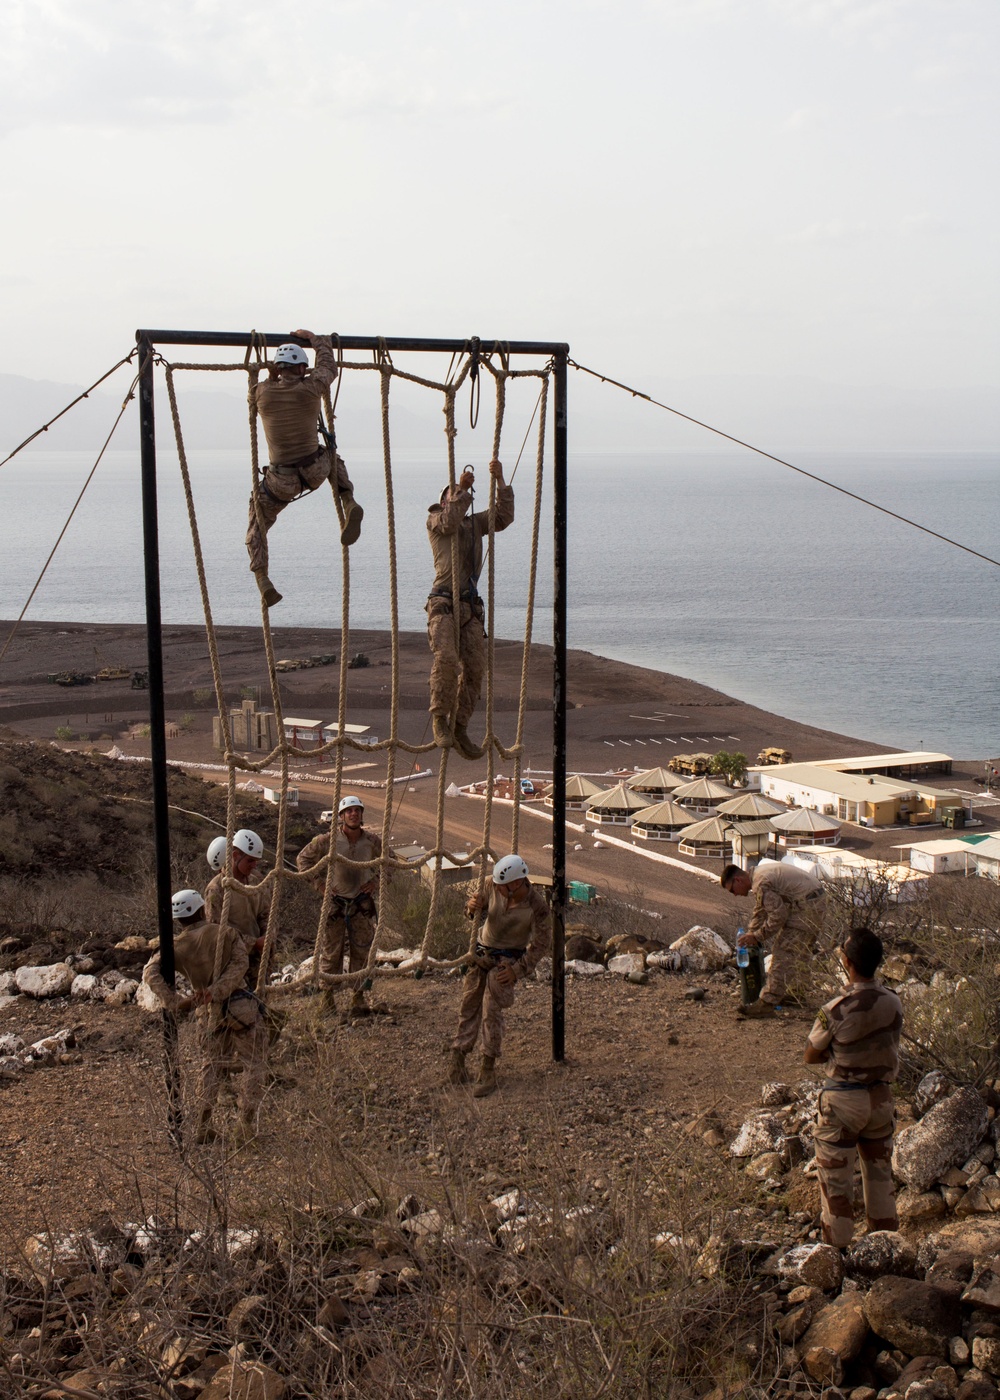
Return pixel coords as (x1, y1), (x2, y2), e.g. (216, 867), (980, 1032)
(54, 726), (74, 741)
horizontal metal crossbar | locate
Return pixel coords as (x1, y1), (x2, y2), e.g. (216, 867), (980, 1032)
(136, 329), (568, 356)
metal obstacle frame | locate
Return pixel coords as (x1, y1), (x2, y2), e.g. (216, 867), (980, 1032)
(135, 329), (570, 1067)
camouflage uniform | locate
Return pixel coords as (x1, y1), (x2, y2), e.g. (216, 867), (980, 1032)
(142, 920), (267, 1129)
(297, 826), (383, 981)
(425, 479), (514, 727)
(745, 860), (826, 1006)
(204, 872), (285, 1044)
(246, 336), (355, 573)
(452, 883), (551, 1059)
(806, 979), (903, 1247)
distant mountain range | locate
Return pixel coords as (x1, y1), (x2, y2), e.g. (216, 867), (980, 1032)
(1, 368), (996, 455)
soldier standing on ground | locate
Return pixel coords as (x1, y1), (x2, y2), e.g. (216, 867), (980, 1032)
(204, 829), (286, 1048)
(804, 927), (902, 1248)
(297, 796), (382, 1020)
(450, 855), (551, 1099)
(721, 859), (827, 1018)
(142, 890), (267, 1145)
(247, 329), (363, 607)
(425, 460), (514, 759)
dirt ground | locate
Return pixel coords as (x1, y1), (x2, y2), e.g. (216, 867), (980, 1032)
(1, 619), (998, 1254)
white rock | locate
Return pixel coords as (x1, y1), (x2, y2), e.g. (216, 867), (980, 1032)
(71, 974), (99, 999)
(0, 1055), (25, 1079)
(65, 954), (96, 973)
(104, 978), (139, 1008)
(134, 980), (162, 1014)
(608, 953), (645, 977)
(533, 957), (552, 983)
(15, 963), (75, 998)
(0, 1033), (25, 1055)
(375, 948), (413, 965)
(0, 994), (18, 1012)
(566, 959), (605, 976)
(400, 1209), (448, 1241)
(778, 1242), (843, 1292)
(573, 843), (583, 851)
(730, 1112), (785, 1158)
(298, 956), (315, 978)
(30, 1030), (74, 1062)
(0, 970), (18, 995)
(669, 926), (731, 973)
(593, 841), (605, 849)
(99, 969), (125, 989)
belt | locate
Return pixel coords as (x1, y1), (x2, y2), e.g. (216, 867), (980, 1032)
(271, 445), (325, 471)
(429, 585), (480, 604)
(826, 1080), (888, 1090)
(476, 942), (525, 962)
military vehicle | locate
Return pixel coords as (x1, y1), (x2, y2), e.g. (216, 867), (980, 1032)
(756, 747), (792, 766)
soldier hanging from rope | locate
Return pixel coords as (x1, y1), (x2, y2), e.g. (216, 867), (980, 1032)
(246, 329), (363, 607)
(425, 459), (513, 759)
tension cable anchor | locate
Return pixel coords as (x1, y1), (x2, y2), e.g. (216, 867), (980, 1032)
(468, 335), (481, 429)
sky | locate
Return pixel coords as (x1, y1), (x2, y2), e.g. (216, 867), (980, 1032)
(0, 0), (997, 426)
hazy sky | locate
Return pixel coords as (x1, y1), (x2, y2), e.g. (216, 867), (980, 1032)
(1, 0), (997, 397)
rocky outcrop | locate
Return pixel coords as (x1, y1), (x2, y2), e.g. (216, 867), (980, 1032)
(893, 1088), (990, 1193)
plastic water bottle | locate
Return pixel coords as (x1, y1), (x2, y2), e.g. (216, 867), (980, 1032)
(736, 928), (749, 968)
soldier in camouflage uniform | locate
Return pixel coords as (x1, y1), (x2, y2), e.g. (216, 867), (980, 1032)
(142, 890), (267, 1145)
(425, 460), (514, 759)
(246, 329), (363, 607)
(450, 854), (551, 1098)
(804, 927), (903, 1248)
(721, 859), (827, 1018)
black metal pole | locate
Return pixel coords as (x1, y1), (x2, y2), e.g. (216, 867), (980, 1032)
(551, 351), (568, 1061)
(137, 337), (182, 1145)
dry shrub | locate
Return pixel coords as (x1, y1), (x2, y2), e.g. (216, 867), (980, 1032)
(0, 1028), (778, 1399)
(379, 873), (473, 960)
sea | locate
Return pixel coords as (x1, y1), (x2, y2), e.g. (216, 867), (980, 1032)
(1, 446), (998, 758)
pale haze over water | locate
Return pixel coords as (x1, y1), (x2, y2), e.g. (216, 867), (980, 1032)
(1, 448), (997, 759)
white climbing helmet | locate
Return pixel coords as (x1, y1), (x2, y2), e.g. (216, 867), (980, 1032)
(171, 888), (205, 919)
(492, 854), (529, 886)
(206, 835), (228, 871)
(233, 829), (264, 859)
(338, 795), (364, 815)
(274, 342), (309, 367)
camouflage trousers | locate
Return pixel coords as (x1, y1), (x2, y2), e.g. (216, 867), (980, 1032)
(196, 1020), (267, 1124)
(426, 597), (486, 727)
(319, 911), (376, 981)
(813, 1083), (897, 1248)
(246, 449), (353, 573)
(452, 964), (517, 1059)
(762, 902), (826, 1006)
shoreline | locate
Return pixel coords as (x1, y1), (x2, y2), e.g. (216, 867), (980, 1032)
(0, 617), (990, 769)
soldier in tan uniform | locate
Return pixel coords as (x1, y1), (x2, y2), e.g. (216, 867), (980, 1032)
(450, 854), (551, 1098)
(205, 829), (286, 1049)
(142, 889), (267, 1144)
(721, 859), (827, 1018)
(426, 460), (514, 759)
(297, 795), (382, 1018)
(247, 329), (363, 607)
(805, 927), (902, 1248)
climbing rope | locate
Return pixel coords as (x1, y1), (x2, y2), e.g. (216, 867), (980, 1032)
(157, 347), (552, 996)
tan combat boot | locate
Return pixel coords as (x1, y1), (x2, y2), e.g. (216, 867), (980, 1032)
(453, 723), (484, 761)
(449, 1049), (471, 1085)
(472, 1055), (498, 1098)
(253, 569), (282, 608)
(432, 714), (454, 748)
(340, 493), (364, 546)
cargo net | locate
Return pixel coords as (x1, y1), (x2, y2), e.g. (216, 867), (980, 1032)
(158, 340), (551, 995)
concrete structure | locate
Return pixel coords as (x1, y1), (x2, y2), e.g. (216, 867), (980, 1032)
(969, 836), (1000, 882)
(782, 847), (928, 902)
(263, 785), (299, 807)
(812, 751), (954, 779)
(214, 698), (275, 754)
(755, 762), (967, 829)
(585, 783), (653, 828)
(899, 839), (977, 876)
(631, 800), (698, 842)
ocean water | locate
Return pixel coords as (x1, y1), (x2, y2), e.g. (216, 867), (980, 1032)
(1, 443), (998, 757)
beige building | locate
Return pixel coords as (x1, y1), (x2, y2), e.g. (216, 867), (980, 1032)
(756, 762), (966, 829)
